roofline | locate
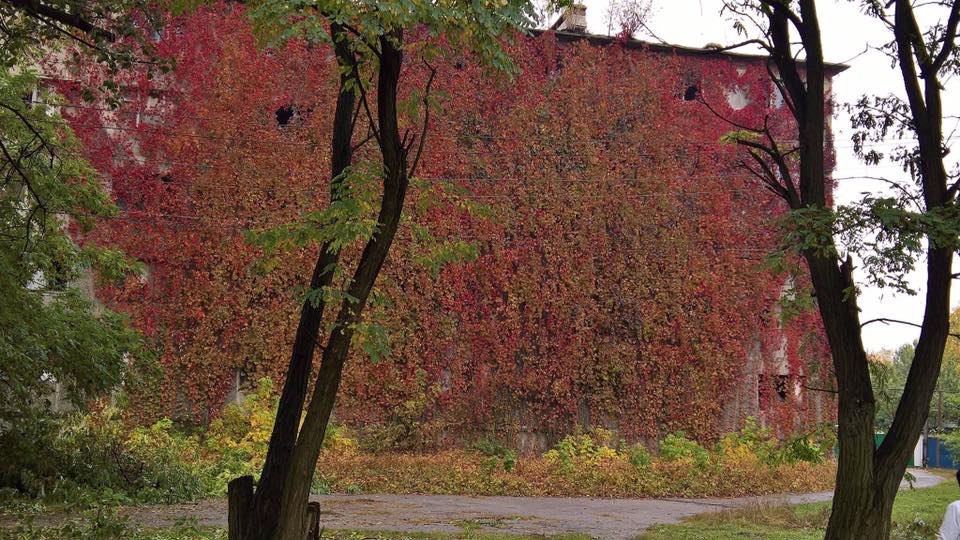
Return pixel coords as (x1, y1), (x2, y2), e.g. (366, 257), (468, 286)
(531, 29), (850, 76)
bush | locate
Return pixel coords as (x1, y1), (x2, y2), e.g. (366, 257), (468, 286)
(204, 378), (276, 484)
(56, 409), (218, 504)
(473, 438), (517, 472)
(543, 432), (619, 472)
(718, 418), (779, 463)
(716, 418), (833, 467)
(659, 432), (710, 468)
(123, 418), (217, 502)
(623, 443), (652, 469)
(202, 377), (355, 484)
(778, 432), (828, 464)
(0, 376), (371, 510)
(1, 406), (221, 507)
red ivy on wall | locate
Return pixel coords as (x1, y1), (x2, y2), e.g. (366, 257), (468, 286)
(59, 3), (835, 442)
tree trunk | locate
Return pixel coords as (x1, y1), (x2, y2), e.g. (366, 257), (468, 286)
(272, 32), (407, 540)
(824, 2), (956, 536)
(237, 23), (357, 540)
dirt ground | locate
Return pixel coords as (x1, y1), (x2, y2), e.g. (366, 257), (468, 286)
(4, 468), (945, 540)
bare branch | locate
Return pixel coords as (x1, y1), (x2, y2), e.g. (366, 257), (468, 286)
(345, 56), (381, 148)
(862, 317), (960, 340)
(705, 38), (773, 54)
(1, 0), (115, 42)
(408, 60), (437, 179)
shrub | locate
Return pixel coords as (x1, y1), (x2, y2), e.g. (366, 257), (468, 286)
(123, 418), (217, 502)
(322, 423), (358, 455)
(204, 378), (276, 483)
(719, 418), (779, 463)
(543, 433), (619, 472)
(623, 443), (652, 469)
(659, 432), (710, 468)
(55, 409), (218, 503)
(717, 418), (833, 467)
(473, 438), (517, 472)
(778, 432), (827, 464)
(1, 406), (222, 507)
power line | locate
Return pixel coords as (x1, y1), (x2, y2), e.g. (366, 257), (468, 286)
(95, 184), (781, 225)
(22, 101), (960, 153)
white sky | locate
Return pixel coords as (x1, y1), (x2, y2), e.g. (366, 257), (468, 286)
(572, 0), (960, 352)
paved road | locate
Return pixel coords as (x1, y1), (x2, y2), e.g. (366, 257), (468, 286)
(116, 468), (946, 539)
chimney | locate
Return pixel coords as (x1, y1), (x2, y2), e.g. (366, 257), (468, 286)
(557, 4), (587, 33)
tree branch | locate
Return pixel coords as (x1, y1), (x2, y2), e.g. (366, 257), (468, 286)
(2, 0), (115, 42)
(862, 317), (960, 340)
(407, 60), (436, 179)
(931, 0), (960, 70)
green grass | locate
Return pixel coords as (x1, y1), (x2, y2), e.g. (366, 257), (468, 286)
(1, 521), (591, 540)
(639, 476), (957, 540)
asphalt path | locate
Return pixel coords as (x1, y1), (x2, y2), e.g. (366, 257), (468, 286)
(100, 468), (947, 539)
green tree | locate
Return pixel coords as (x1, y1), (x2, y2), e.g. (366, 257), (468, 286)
(0, 0), (145, 449)
(225, 1), (563, 539)
(871, 340), (960, 432)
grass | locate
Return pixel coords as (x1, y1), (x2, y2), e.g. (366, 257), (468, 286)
(639, 472), (957, 540)
(319, 532), (591, 540)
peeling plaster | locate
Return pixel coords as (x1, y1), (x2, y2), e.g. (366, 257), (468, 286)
(725, 85), (750, 110)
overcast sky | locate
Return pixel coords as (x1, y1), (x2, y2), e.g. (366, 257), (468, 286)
(570, 0), (960, 352)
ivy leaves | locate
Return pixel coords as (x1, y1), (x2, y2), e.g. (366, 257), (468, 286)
(247, 164), (383, 264)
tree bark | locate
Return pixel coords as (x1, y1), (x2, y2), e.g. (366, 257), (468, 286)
(272, 31), (408, 540)
(823, 2), (955, 537)
(238, 23), (357, 540)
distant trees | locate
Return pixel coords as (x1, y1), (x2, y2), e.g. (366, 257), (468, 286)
(871, 338), (960, 433)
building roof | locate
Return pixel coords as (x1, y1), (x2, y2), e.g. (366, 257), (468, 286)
(533, 29), (850, 76)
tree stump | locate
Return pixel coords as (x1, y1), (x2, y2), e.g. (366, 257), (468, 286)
(306, 501), (321, 540)
(228, 475), (254, 540)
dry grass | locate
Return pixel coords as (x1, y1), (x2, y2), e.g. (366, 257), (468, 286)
(313, 450), (836, 498)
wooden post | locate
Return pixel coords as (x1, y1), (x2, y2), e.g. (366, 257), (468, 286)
(228, 475), (255, 540)
(306, 501), (322, 540)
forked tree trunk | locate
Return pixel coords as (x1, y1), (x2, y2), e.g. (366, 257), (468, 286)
(237, 23), (357, 540)
(823, 0), (956, 536)
(272, 31), (407, 540)
(822, 250), (951, 540)
(728, 2), (956, 538)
